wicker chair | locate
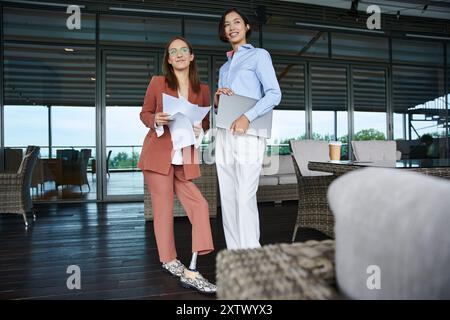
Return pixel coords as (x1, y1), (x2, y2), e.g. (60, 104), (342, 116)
(289, 140), (336, 240)
(216, 239), (338, 300)
(56, 149), (90, 192)
(0, 145), (40, 228)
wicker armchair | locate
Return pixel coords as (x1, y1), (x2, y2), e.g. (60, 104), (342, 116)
(0, 145), (40, 228)
(289, 140), (336, 240)
(216, 240), (338, 300)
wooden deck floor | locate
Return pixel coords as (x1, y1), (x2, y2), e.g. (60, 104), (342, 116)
(32, 171), (144, 201)
(0, 201), (327, 300)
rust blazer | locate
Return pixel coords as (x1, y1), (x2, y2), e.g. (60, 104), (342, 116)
(137, 75), (211, 180)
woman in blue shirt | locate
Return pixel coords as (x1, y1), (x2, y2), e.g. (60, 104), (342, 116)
(215, 8), (282, 249)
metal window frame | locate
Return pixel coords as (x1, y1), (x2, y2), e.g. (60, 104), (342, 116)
(0, 4), (4, 171)
(347, 64), (354, 159)
(445, 44), (449, 158)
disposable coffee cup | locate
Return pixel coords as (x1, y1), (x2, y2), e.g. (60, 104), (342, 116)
(329, 141), (342, 161)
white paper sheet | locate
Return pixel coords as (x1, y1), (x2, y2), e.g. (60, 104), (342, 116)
(163, 93), (211, 124)
(162, 93), (211, 150)
(167, 113), (196, 150)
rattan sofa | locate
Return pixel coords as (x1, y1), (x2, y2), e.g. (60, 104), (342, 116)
(256, 154), (299, 204)
(217, 154), (299, 205)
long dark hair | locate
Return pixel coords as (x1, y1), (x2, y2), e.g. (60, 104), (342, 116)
(162, 36), (200, 93)
(218, 8), (252, 43)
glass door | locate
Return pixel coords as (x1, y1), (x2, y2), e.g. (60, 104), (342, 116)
(102, 50), (158, 200)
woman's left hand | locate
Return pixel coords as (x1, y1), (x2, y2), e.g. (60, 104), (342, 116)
(230, 115), (250, 135)
(193, 123), (203, 138)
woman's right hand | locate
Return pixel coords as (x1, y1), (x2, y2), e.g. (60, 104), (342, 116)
(214, 87), (234, 108)
(215, 87), (234, 96)
(155, 112), (172, 126)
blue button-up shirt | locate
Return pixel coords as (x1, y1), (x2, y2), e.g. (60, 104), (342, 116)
(218, 44), (282, 122)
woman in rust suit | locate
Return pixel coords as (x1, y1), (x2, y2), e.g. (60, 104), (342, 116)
(138, 36), (216, 293)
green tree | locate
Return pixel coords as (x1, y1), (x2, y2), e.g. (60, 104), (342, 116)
(110, 151), (141, 170)
(354, 128), (385, 141)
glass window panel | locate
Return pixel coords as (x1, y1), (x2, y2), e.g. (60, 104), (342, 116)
(52, 106), (96, 150)
(268, 110), (306, 155)
(213, 56), (227, 90)
(263, 26), (328, 57)
(4, 43), (95, 106)
(100, 14), (181, 46)
(3, 106), (49, 176)
(106, 55), (155, 107)
(448, 43), (450, 68)
(185, 19), (227, 50)
(353, 68), (387, 140)
(393, 66), (446, 159)
(267, 60), (305, 155)
(4, 105), (48, 149)
(3, 40), (96, 200)
(311, 65), (347, 112)
(272, 60), (305, 111)
(392, 39), (444, 65)
(311, 65), (348, 159)
(195, 55), (210, 84)
(353, 113), (387, 140)
(4, 7), (95, 44)
(332, 33), (388, 62)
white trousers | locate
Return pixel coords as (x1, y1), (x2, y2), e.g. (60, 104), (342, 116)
(216, 128), (266, 250)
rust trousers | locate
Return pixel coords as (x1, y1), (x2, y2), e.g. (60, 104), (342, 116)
(143, 165), (214, 263)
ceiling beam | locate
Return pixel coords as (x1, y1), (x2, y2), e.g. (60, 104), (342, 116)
(277, 31), (324, 82)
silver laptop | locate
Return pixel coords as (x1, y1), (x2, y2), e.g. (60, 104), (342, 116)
(216, 94), (273, 138)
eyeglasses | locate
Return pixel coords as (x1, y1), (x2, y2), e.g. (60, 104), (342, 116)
(168, 47), (190, 57)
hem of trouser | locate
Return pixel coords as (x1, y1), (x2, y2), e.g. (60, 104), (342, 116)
(195, 248), (214, 256)
(160, 255), (178, 264)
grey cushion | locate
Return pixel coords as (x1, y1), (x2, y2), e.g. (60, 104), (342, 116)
(351, 140), (397, 161)
(278, 174), (297, 185)
(259, 175), (279, 186)
(261, 155), (276, 176)
(261, 154), (294, 176)
(290, 140), (332, 177)
(328, 168), (450, 299)
(278, 155), (295, 175)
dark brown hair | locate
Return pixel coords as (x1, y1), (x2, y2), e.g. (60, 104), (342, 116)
(218, 8), (252, 43)
(162, 36), (200, 93)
